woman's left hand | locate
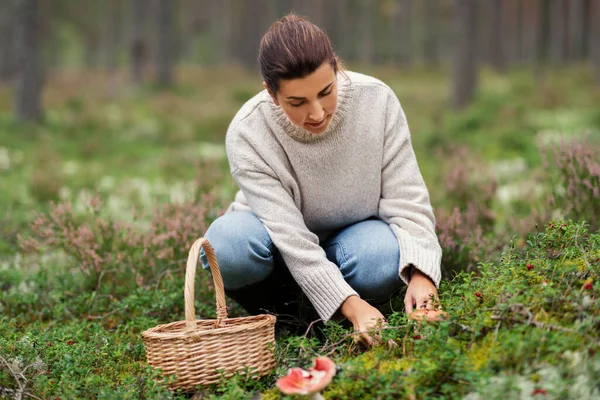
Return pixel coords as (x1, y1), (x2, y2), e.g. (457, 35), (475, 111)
(404, 268), (439, 314)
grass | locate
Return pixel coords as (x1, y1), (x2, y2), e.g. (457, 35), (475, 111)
(0, 64), (599, 399)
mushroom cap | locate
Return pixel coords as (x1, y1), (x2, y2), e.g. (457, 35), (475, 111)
(409, 309), (449, 323)
(276, 356), (336, 395)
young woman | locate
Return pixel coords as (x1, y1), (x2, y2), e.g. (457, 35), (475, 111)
(201, 14), (442, 346)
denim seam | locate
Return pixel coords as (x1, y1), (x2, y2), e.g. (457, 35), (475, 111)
(331, 241), (349, 267)
(265, 239), (274, 257)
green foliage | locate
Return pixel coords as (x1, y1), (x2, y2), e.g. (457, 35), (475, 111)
(1, 67), (599, 398)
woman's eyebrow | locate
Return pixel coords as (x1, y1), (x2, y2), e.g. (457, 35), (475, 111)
(286, 81), (334, 100)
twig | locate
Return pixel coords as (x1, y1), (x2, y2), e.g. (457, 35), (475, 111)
(493, 320), (501, 341)
(303, 318), (323, 338)
(490, 315), (600, 347)
(0, 355), (25, 394)
(320, 325), (408, 357)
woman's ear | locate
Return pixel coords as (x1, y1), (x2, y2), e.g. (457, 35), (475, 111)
(263, 82), (280, 106)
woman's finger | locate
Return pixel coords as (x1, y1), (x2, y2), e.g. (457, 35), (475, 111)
(423, 295), (436, 310)
(373, 333), (383, 347)
(417, 296), (429, 310)
(404, 296), (414, 314)
(360, 332), (373, 348)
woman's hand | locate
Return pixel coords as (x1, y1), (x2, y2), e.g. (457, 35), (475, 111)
(404, 268), (439, 314)
(340, 295), (386, 347)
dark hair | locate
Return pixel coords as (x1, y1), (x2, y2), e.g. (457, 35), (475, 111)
(258, 14), (339, 94)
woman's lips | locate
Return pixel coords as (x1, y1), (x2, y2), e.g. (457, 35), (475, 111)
(305, 116), (328, 129)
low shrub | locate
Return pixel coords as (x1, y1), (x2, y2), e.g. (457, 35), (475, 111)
(541, 135), (600, 231)
(434, 146), (498, 276)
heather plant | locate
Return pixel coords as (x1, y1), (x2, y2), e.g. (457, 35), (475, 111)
(438, 146), (497, 227)
(540, 135), (600, 231)
(17, 192), (221, 306)
(434, 146), (498, 276)
(435, 205), (490, 277)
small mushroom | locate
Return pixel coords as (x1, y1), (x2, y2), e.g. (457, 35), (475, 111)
(276, 356), (336, 400)
(408, 309), (449, 323)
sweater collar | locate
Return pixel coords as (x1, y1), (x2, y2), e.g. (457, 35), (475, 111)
(268, 71), (354, 143)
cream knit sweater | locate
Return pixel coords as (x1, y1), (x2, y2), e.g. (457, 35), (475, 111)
(224, 71), (442, 321)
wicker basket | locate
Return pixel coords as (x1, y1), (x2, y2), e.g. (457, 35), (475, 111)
(142, 237), (277, 391)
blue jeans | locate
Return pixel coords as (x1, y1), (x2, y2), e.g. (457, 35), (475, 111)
(200, 211), (402, 317)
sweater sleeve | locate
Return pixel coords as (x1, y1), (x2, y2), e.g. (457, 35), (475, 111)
(378, 90), (442, 287)
(228, 142), (358, 322)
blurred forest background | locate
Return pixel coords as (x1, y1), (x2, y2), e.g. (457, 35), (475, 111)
(1, 1), (600, 399)
(1, 0), (600, 120)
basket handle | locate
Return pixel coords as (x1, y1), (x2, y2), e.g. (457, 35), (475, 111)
(184, 237), (228, 330)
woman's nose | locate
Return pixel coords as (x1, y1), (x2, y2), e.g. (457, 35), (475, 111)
(308, 101), (325, 121)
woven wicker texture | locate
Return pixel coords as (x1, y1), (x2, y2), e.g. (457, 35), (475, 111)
(142, 237), (277, 390)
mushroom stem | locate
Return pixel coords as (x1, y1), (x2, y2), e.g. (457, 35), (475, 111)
(308, 393), (325, 400)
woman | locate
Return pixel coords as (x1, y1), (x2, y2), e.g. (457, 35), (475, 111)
(201, 14), (442, 346)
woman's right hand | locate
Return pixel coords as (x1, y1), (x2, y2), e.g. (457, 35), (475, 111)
(340, 295), (386, 347)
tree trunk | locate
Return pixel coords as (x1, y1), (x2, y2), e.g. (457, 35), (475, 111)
(534, 0), (551, 80)
(328, 0), (349, 61)
(231, 1), (259, 70)
(581, 0), (591, 60)
(104, 0), (121, 72)
(568, 0), (585, 61)
(210, 0), (233, 65)
(452, 0), (477, 109)
(516, 0), (524, 63)
(155, 0), (173, 87)
(391, 0), (412, 66)
(521, 0), (538, 64)
(359, 0), (374, 65)
(0, 0), (16, 83)
(423, 0), (439, 65)
(490, 0), (506, 71)
(591, 0), (600, 84)
(550, 0), (568, 65)
(14, 0), (42, 122)
(131, 0), (147, 83)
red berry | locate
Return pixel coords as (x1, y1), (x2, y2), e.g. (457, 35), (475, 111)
(584, 282), (592, 290)
(67, 340), (74, 346)
(475, 292), (483, 298)
(532, 388), (547, 396)
(526, 263), (534, 270)
(413, 335), (422, 340)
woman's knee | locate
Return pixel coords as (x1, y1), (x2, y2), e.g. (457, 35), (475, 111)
(349, 250), (402, 303)
(201, 211), (275, 290)
(332, 220), (402, 302)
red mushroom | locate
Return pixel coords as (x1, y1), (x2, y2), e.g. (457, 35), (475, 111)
(276, 357), (336, 400)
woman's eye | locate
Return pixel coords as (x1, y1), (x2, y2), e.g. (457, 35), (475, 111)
(320, 90), (332, 97)
(290, 102), (304, 107)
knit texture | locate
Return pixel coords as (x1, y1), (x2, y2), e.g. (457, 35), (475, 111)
(224, 71), (442, 322)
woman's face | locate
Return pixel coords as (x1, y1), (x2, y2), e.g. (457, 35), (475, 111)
(265, 62), (338, 135)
